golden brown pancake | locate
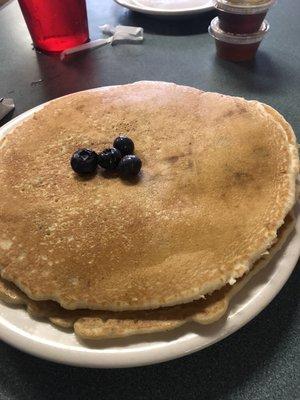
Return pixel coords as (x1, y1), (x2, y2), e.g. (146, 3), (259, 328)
(0, 82), (298, 311)
(0, 213), (295, 339)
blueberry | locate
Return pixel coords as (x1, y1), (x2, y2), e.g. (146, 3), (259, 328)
(113, 136), (134, 156)
(70, 148), (98, 174)
(98, 148), (122, 171)
(118, 155), (142, 179)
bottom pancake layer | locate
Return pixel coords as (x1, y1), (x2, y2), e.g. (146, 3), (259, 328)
(0, 214), (295, 340)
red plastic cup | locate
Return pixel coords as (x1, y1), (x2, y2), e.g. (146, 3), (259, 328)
(18, 0), (89, 53)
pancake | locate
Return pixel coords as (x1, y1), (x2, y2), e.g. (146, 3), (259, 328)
(0, 213), (295, 339)
(0, 82), (298, 311)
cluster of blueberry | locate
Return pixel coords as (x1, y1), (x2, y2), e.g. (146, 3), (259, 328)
(70, 136), (142, 179)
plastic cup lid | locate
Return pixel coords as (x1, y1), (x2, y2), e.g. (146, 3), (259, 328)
(215, 0), (276, 14)
(208, 17), (270, 44)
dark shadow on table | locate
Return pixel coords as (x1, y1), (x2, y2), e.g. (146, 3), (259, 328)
(30, 50), (107, 101)
(117, 10), (217, 36)
(0, 109), (14, 127)
(213, 51), (288, 95)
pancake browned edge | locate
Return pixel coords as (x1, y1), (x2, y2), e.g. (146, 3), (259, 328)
(0, 82), (299, 312)
(0, 213), (295, 340)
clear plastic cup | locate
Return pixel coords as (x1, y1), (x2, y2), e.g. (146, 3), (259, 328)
(215, 0), (275, 34)
(208, 17), (270, 61)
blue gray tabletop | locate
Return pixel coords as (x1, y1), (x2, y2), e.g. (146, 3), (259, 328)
(0, 0), (299, 399)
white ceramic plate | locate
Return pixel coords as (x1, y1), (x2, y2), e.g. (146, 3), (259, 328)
(114, 0), (214, 16)
(0, 97), (299, 368)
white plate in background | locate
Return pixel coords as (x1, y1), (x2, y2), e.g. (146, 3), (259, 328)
(114, 0), (214, 16)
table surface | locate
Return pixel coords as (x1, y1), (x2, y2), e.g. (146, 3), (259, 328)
(0, 0), (299, 398)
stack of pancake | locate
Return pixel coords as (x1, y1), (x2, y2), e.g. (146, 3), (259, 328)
(0, 82), (298, 340)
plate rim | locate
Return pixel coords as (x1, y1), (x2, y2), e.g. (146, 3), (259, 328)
(0, 88), (299, 368)
(114, 0), (214, 16)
